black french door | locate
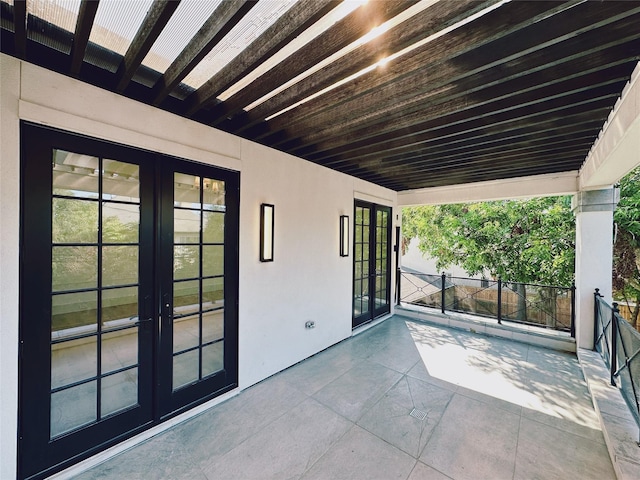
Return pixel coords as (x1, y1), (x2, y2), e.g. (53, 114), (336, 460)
(19, 123), (239, 479)
(352, 201), (392, 328)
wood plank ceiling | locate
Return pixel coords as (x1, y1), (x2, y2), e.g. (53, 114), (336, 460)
(2, 0), (639, 191)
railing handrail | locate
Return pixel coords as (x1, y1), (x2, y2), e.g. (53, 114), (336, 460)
(594, 291), (640, 438)
(398, 270), (574, 333)
(400, 269), (572, 291)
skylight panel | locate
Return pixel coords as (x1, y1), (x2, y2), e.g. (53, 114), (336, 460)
(180, 0), (298, 90)
(26, 0), (80, 54)
(83, 0), (153, 71)
(141, 0), (222, 75)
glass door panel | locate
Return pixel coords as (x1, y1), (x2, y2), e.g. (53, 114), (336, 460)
(20, 124), (155, 480)
(352, 201), (392, 328)
(50, 154), (143, 439)
(20, 124), (239, 479)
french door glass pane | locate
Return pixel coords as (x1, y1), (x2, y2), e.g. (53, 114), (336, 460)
(50, 150), (141, 440)
(101, 369), (138, 417)
(172, 173), (226, 391)
(50, 381), (97, 438)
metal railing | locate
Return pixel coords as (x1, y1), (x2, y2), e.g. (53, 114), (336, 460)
(397, 270), (575, 334)
(594, 290), (640, 436)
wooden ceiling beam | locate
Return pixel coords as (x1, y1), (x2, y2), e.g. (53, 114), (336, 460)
(203, 0), (419, 126)
(183, 0), (341, 116)
(269, 21), (640, 153)
(362, 154), (585, 190)
(292, 93), (619, 169)
(151, 0), (257, 106)
(231, 0), (500, 133)
(69, 0), (100, 76)
(349, 139), (595, 178)
(351, 134), (597, 175)
(13, 0), (26, 59)
(323, 116), (604, 168)
(259, 4), (640, 151)
(115, 0), (180, 92)
(231, 0), (573, 136)
(285, 76), (626, 164)
(310, 59), (634, 164)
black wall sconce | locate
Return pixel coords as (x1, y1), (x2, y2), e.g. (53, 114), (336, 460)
(340, 215), (349, 257)
(260, 203), (274, 262)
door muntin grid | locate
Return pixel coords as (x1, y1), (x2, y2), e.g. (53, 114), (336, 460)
(172, 173), (226, 391)
(50, 151), (142, 439)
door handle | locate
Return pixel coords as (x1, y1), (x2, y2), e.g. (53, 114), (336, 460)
(134, 317), (153, 327)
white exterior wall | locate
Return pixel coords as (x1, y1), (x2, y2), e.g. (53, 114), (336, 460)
(0, 54), (397, 478)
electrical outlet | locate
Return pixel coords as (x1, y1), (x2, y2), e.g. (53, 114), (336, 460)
(305, 321), (315, 329)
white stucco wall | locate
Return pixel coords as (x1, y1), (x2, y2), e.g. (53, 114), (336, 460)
(0, 54), (397, 478)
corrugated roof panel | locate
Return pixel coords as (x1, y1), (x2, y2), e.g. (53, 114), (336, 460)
(84, 0), (153, 72)
(181, 0), (297, 90)
(26, 0), (79, 54)
(141, 0), (222, 74)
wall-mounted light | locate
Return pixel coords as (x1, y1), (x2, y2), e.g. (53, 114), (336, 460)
(340, 215), (349, 257)
(260, 203), (274, 262)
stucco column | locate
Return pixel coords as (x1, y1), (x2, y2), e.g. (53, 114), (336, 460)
(572, 188), (619, 349)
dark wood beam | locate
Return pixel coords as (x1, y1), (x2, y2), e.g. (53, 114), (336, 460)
(13, 0), (26, 59)
(183, 0), (341, 116)
(350, 138), (596, 178)
(70, 0), (100, 77)
(151, 0), (257, 105)
(309, 58), (636, 164)
(115, 0), (181, 92)
(267, 8), (640, 149)
(353, 132), (598, 175)
(203, 0), (419, 126)
(228, 0), (500, 131)
(320, 114), (604, 167)
(285, 91), (620, 169)
(256, 0), (583, 137)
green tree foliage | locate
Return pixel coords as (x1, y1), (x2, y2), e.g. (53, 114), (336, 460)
(613, 166), (640, 327)
(402, 196), (575, 286)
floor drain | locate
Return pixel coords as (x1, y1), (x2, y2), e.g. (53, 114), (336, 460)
(410, 408), (427, 421)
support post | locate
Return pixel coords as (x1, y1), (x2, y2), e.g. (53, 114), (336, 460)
(611, 302), (619, 386)
(572, 188), (618, 349)
(497, 277), (502, 324)
(594, 288), (601, 351)
(570, 282), (576, 338)
(441, 272), (446, 314)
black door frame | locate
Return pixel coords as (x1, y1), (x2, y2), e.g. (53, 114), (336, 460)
(352, 200), (392, 328)
(18, 123), (239, 479)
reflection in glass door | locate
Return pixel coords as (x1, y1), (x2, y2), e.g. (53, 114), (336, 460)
(353, 201), (392, 328)
(19, 124), (239, 479)
(159, 166), (238, 415)
(50, 151), (145, 438)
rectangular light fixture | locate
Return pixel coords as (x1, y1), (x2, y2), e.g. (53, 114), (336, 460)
(260, 203), (274, 262)
(340, 215), (349, 257)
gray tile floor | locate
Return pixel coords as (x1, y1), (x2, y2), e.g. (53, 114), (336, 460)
(76, 316), (615, 480)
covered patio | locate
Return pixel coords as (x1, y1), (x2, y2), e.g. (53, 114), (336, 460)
(2, 1), (640, 478)
(70, 316), (613, 480)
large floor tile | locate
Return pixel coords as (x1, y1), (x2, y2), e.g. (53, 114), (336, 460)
(313, 361), (403, 421)
(514, 417), (615, 480)
(171, 374), (307, 460)
(420, 394), (520, 480)
(74, 429), (207, 480)
(301, 425), (416, 480)
(358, 375), (454, 457)
(407, 461), (453, 480)
(279, 343), (364, 395)
(201, 398), (352, 480)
